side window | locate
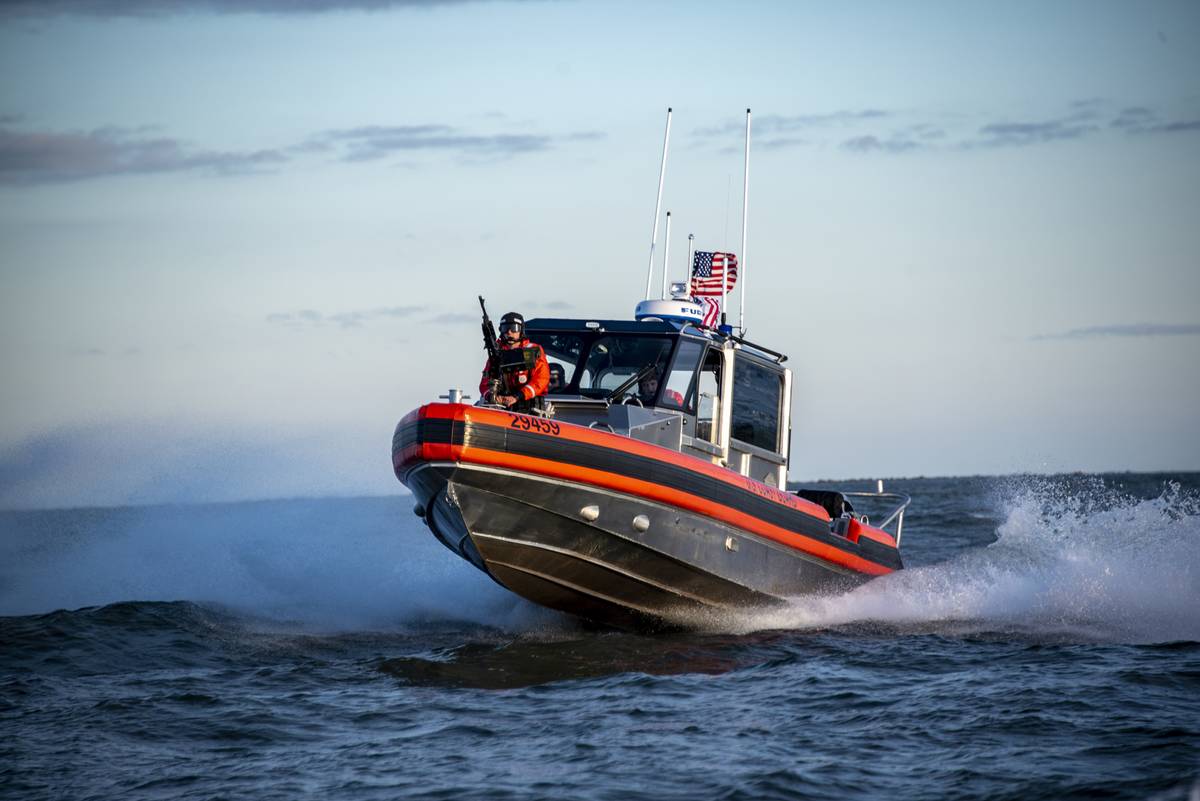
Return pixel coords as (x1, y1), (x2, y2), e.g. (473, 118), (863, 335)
(731, 357), (782, 452)
(695, 347), (723, 443)
(662, 339), (704, 410)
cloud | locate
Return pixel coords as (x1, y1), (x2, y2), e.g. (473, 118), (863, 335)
(424, 301), (573, 326)
(690, 100), (1199, 158)
(0, 118), (605, 184)
(563, 131), (605, 142)
(0, 0), (505, 18)
(66, 346), (142, 357)
(427, 312), (477, 325)
(1032, 323), (1200, 341)
(969, 118), (1100, 148)
(692, 105), (1104, 155)
(840, 134), (923, 154)
(0, 125), (286, 185)
(267, 305), (425, 329)
(1069, 97), (1107, 111)
(304, 124), (603, 163)
(1144, 120), (1200, 134)
(756, 137), (810, 151)
(508, 300), (574, 313)
(1110, 107), (1200, 135)
(906, 124), (947, 141)
(1110, 106), (1156, 130)
(966, 104), (1200, 149)
(693, 109), (889, 139)
(266, 309), (321, 324)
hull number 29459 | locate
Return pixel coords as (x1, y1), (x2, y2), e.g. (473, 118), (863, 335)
(509, 414), (561, 435)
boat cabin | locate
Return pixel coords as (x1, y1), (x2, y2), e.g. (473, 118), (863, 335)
(525, 318), (792, 488)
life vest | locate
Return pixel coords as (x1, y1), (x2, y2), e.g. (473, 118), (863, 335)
(479, 338), (550, 402)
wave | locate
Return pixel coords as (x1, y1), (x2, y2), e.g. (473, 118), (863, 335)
(721, 479), (1200, 643)
(0, 497), (557, 632)
(5, 479), (1197, 645)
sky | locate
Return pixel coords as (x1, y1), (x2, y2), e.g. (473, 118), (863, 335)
(1, 0), (1198, 508)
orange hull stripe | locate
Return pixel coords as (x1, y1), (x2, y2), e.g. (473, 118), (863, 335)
(418, 403), (833, 521)
(398, 403), (895, 574)
(446, 443), (892, 576)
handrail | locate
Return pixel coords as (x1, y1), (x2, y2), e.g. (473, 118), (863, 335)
(730, 334), (787, 363)
(840, 490), (911, 546)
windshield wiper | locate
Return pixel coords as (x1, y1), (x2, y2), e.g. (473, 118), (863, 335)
(604, 362), (658, 402)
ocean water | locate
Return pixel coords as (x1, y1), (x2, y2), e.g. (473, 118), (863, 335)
(2, 473), (1198, 800)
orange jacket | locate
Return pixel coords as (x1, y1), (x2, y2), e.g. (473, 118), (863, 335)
(479, 339), (550, 402)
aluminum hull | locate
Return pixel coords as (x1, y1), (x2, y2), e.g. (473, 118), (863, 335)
(395, 404), (901, 630)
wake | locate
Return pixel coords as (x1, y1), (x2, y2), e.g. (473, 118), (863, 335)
(5, 481), (1197, 644)
(724, 480), (1200, 643)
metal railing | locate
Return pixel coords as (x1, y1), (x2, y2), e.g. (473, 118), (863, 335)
(840, 489), (911, 546)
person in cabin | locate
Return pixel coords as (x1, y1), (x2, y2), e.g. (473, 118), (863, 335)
(479, 311), (550, 410)
(547, 363), (566, 392)
(638, 371), (684, 406)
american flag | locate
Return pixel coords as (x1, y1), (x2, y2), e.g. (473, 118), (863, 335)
(697, 297), (721, 328)
(690, 251), (738, 296)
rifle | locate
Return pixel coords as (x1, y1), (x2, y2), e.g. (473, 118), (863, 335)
(478, 296), (504, 402)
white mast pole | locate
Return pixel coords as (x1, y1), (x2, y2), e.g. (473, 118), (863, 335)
(660, 212), (672, 298)
(644, 107), (672, 299)
(739, 108), (751, 333)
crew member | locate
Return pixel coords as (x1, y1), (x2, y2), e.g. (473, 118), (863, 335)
(479, 311), (550, 409)
(638, 371), (685, 406)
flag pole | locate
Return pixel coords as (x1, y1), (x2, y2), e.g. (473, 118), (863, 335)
(644, 107), (672, 299)
(739, 108), (751, 334)
(720, 250), (728, 327)
(686, 233), (695, 296)
(660, 212), (672, 298)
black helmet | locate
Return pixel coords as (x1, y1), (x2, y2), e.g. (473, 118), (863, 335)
(499, 312), (525, 339)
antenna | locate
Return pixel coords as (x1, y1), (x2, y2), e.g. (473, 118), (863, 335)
(660, 212), (673, 298)
(644, 107), (672, 299)
(739, 108), (751, 334)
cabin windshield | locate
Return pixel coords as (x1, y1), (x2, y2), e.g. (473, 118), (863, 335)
(573, 335), (675, 398)
(534, 333), (586, 393)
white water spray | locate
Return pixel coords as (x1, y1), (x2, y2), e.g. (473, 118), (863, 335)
(0, 497), (558, 632)
(721, 481), (1200, 643)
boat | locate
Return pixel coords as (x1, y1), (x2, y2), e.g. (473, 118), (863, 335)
(391, 110), (911, 630)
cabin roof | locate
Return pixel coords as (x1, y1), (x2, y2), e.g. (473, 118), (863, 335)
(525, 316), (787, 364)
(525, 318), (685, 334)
